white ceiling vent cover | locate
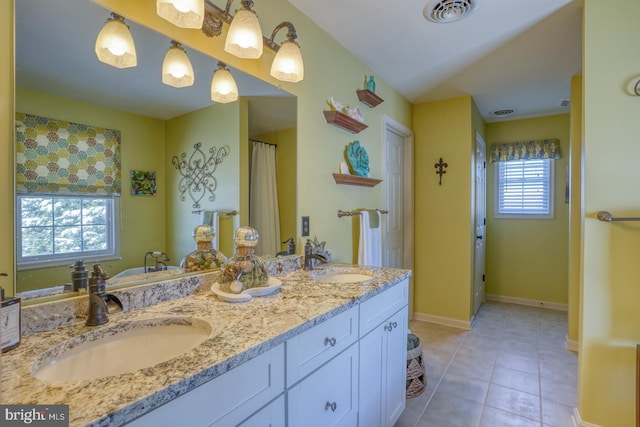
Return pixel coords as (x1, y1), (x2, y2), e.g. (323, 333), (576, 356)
(424, 0), (481, 23)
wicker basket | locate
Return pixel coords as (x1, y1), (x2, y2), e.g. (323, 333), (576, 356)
(406, 334), (426, 399)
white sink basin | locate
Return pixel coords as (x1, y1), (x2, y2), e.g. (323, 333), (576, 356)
(310, 268), (377, 284)
(33, 317), (213, 382)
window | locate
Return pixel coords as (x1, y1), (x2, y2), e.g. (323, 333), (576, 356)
(17, 195), (119, 266)
(495, 159), (554, 219)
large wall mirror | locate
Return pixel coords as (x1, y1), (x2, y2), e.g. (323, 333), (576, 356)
(15, 0), (297, 298)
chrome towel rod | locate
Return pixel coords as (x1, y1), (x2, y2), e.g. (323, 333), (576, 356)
(191, 209), (239, 216)
(597, 211), (640, 222)
(338, 209), (388, 218)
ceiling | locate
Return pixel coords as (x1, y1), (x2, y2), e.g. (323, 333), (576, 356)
(15, 0), (296, 136)
(289, 0), (583, 122)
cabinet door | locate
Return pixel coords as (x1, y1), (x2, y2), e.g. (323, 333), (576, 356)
(288, 344), (358, 427)
(238, 395), (285, 427)
(359, 305), (408, 427)
(385, 306), (408, 426)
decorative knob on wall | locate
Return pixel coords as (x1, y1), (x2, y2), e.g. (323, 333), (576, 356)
(434, 157), (448, 185)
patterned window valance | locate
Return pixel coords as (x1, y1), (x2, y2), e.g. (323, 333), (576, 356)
(489, 138), (561, 163)
(16, 113), (121, 195)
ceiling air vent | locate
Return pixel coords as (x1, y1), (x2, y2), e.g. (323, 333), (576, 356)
(424, 0), (481, 23)
(490, 108), (517, 118)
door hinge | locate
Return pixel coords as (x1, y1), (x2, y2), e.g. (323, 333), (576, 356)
(483, 161), (486, 169)
(483, 218), (486, 225)
(482, 274), (485, 282)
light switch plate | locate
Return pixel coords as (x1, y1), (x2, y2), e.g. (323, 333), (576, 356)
(302, 216), (309, 236)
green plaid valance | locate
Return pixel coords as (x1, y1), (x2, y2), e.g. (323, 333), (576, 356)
(16, 113), (121, 195)
(489, 138), (561, 163)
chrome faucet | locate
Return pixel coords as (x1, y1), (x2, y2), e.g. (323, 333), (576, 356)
(144, 251), (170, 273)
(304, 239), (328, 271)
(86, 264), (122, 326)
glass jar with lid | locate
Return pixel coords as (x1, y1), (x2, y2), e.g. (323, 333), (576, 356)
(181, 224), (227, 273)
(219, 226), (269, 294)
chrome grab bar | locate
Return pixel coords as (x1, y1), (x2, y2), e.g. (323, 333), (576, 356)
(597, 211), (640, 222)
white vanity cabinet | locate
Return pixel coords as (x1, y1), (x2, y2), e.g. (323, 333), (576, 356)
(125, 343), (285, 427)
(358, 280), (409, 427)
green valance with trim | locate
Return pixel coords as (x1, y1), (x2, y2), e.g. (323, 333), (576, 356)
(489, 138), (561, 163)
(15, 113), (121, 195)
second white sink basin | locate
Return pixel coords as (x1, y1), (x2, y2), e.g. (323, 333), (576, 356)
(33, 317), (213, 382)
(309, 267), (377, 284)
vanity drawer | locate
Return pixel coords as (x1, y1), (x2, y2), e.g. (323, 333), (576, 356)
(286, 306), (358, 386)
(125, 343), (284, 427)
(287, 343), (359, 427)
(359, 279), (408, 337)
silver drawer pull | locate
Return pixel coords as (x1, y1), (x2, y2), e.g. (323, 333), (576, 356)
(384, 321), (398, 332)
(325, 401), (337, 412)
(391, 321), (397, 329)
(324, 337), (337, 347)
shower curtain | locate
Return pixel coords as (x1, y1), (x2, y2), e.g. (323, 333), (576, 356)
(250, 141), (280, 256)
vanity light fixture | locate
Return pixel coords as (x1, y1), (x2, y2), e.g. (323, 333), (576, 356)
(266, 22), (303, 83)
(162, 40), (195, 88)
(157, 0), (205, 29)
(210, 61), (238, 103)
(95, 13), (137, 69)
(224, 0), (263, 59)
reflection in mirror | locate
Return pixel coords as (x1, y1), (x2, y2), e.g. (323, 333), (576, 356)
(15, 0), (296, 299)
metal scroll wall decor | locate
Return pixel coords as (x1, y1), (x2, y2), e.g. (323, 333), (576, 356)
(172, 142), (230, 209)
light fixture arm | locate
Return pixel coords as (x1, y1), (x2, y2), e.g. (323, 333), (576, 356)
(266, 21), (297, 51)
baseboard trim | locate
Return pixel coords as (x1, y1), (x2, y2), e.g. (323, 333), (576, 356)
(413, 312), (472, 331)
(565, 336), (579, 353)
(486, 294), (568, 311)
(572, 407), (603, 427)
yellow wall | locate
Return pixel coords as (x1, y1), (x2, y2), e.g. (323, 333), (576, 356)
(579, 0), (640, 425)
(251, 128), (298, 252)
(15, 87), (167, 291)
(485, 114), (570, 304)
(165, 103), (242, 261)
(413, 96), (474, 322)
(0, 0), (13, 297)
(93, 0), (413, 266)
(568, 75), (582, 344)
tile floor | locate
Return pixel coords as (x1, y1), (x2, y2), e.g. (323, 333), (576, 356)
(395, 301), (578, 427)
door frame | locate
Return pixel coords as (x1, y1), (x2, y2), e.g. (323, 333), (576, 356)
(382, 115), (414, 317)
(473, 131), (487, 315)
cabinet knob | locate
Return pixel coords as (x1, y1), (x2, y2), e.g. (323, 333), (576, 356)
(384, 321), (398, 332)
(324, 337), (337, 347)
(325, 401), (337, 412)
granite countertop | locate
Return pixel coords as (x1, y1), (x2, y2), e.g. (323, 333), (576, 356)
(1, 264), (411, 427)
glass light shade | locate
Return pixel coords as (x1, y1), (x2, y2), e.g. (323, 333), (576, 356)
(162, 44), (194, 88)
(156, 0), (204, 29)
(224, 8), (263, 59)
(211, 66), (238, 103)
(95, 15), (137, 69)
(270, 40), (304, 82)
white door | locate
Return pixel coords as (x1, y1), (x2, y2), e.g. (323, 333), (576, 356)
(383, 127), (404, 268)
(473, 133), (487, 315)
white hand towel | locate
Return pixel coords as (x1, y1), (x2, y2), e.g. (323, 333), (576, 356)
(358, 210), (382, 267)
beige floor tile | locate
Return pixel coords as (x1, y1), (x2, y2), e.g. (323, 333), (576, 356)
(417, 391), (483, 427)
(479, 406), (541, 427)
(485, 383), (541, 421)
(491, 366), (540, 395)
(395, 303), (576, 427)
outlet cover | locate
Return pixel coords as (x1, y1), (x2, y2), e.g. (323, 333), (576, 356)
(302, 216), (310, 236)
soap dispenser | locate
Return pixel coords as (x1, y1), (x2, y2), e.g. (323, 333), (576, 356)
(219, 226), (269, 294)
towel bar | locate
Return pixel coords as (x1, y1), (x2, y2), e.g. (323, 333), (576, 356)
(597, 211), (640, 222)
(338, 209), (388, 218)
(192, 209), (239, 216)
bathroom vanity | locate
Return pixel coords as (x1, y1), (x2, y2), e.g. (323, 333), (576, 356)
(1, 263), (411, 427)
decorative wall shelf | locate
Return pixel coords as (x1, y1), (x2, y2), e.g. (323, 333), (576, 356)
(332, 173), (382, 187)
(356, 89), (384, 108)
(323, 110), (368, 134)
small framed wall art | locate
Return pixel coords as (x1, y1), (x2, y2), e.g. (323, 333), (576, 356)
(131, 170), (156, 196)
